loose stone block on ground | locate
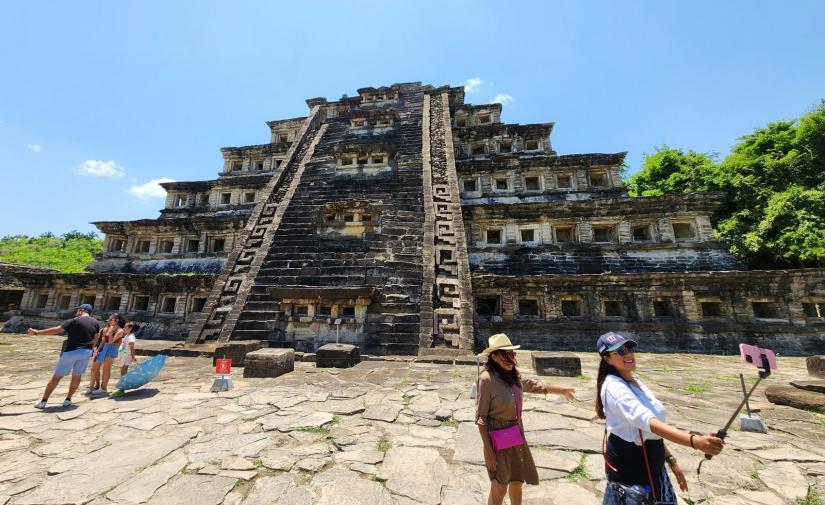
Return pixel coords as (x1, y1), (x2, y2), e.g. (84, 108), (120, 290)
(243, 348), (295, 378)
(532, 352), (582, 377)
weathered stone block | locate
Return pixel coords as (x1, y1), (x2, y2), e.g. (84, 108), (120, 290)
(807, 356), (825, 379)
(531, 353), (582, 377)
(243, 348), (294, 378)
(213, 340), (263, 367)
(765, 385), (825, 411)
(316, 343), (360, 368)
(790, 380), (825, 394)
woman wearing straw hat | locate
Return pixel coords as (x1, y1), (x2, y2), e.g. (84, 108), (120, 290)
(476, 333), (576, 505)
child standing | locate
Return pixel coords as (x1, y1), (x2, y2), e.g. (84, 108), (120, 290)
(118, 322), (139, 377)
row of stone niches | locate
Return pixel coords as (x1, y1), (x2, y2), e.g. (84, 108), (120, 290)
(474, 292), (825, 324)
(104, 232), (239, 257)
(25, 289), (209, 319)
(455, 137), (550, 160)
(166, 187), (261, 210)
(477, 217), (709, 247)
(460, 166), (620, 198)
(222, 157), (286, 176)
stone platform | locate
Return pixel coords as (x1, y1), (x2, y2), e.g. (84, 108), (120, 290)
(1, 334), (824, 505)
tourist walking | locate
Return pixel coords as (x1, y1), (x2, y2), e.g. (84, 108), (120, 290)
(596, 332), (724, 504)
(476, 333), (576, 505)
(118, 322), (140, 377)
(27, 303), (100, 409)
(87, 313), (125, 396)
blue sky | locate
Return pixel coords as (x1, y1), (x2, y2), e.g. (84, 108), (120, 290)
(1, 1), (823, 236)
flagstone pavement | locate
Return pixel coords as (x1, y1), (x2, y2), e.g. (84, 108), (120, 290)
(1, 334), (823, 504)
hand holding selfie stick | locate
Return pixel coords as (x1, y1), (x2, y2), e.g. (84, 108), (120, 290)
(698, 344), (775, 474)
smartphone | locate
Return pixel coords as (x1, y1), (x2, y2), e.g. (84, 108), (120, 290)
(739, 343), (778, 371)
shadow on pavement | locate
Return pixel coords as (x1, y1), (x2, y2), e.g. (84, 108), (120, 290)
(112, 388), (160, 401)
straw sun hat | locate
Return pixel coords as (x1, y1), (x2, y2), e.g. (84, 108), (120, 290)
(482, 333), (521, 355)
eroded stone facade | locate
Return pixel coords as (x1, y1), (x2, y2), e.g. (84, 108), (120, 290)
(5, 82), (825, 354)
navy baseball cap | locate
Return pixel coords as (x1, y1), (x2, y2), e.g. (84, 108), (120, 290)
(75, 303), (94, 313)
(596, 332), (637, 356)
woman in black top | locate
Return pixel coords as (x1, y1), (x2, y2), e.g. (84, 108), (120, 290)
(595, 332), (724, 504)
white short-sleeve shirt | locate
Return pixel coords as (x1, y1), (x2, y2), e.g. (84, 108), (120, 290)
(119, 333), (136, 353)
(600, 374), (667, 444)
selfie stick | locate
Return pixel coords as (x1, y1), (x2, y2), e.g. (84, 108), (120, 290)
(698, 353), (772, 472)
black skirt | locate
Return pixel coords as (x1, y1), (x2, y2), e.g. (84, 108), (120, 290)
(604, 433), (666, 499)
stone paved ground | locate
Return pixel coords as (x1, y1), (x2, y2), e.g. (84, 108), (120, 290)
(1, 334), (824, 505)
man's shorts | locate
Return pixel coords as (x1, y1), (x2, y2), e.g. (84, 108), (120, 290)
(95, 343), (118, 362)
(54, 348), (93, 377)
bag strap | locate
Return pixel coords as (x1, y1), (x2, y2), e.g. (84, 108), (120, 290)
(602, 429), (618, 472)
(638, 428), (657, 502)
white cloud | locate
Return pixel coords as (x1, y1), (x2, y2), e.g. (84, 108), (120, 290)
(492, 93), (515, 105)
(464, 77), (484, 93)
(128, 178), (174, 200)
(27, 144), (42, 153)
(78, 159), (126, 178)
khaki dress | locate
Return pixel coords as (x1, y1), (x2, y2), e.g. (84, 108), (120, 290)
(475, 369), (547, 485)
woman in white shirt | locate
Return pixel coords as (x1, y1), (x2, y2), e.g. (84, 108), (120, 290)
(596, 332), (724, 504)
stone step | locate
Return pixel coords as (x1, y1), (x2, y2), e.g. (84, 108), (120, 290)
(232, 329), (276, 340)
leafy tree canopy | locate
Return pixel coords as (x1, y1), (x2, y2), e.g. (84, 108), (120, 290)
(0, 231), (102, 273)
(628, 102), (825, 269)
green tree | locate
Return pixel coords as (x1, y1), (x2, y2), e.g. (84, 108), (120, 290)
(628, 102), (825, 269)
(626, 146), (719, 197)
(0, 231), (102, 273)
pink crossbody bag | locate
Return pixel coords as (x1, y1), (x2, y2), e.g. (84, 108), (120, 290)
(489, 386), (525, 451)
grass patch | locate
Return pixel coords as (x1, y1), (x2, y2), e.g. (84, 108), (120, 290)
(813, 413), (825, 431)
(392, 372), (412, 389)
(712, 374), (742, 382)
(241, 415), (260, 423)
(683, 384), (708, 394)
(377, 438), (392, 453)
(657, 365), (673, 373)
(442, 416), (459, 429)
(401, 394), (413, 407)
(576, 374), (591, 381)
(798, 488), (823, 505)
(296, 416), (339, 435)
(372, 476), (388, 487)
(452, 367), (462, 380)
(99, 483), (120, 496)
(751, 468), (759, 480)
(253, 458), (264, 468)
(681, 497), (712, 505)
(565, 454), (588, 481)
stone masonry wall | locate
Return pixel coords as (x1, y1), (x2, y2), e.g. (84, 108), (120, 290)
(231, 83), (428, 355)
(472, 270), (825, 355)
(417, 89), (474, 355)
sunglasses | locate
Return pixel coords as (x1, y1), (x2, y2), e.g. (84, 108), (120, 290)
(496, 350), (517, 360)
(612, 343), (637, 356)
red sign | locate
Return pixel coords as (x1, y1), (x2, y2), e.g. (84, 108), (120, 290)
(215, 359), (232, 375)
